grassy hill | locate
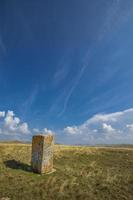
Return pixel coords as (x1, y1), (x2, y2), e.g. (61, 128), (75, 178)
(0, 143), (133, 200)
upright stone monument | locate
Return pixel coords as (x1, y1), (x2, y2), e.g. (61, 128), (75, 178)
(31, 134), (54, 174)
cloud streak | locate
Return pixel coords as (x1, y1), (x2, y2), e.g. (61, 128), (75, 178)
(21, 85), (39, 118)
(58, 0), (125, 116)
(58, 61), (89, 116)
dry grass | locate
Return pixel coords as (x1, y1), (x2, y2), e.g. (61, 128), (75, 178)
(0, 143), (133, 200)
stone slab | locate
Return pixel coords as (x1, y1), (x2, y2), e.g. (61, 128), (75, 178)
(31, 134), (54, 174)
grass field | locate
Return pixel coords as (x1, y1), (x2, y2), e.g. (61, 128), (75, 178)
(0, 143), (133, 200)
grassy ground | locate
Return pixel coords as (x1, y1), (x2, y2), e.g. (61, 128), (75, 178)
(0, 143), (133, 200)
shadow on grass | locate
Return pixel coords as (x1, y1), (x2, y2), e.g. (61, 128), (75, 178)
(4, 159), (32, 172)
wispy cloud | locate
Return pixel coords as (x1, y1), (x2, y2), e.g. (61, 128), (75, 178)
(58, 0), (128, 116)
(52, 57), (70, 87)
(21, 85), (39, 118)
(98, 0), (121, 41)
(99, 0), (133, 42)
(53, 64), (69, 88)
(58, 50), (92, 117)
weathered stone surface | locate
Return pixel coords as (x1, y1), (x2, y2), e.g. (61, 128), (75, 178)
(31, 134), (54, 174)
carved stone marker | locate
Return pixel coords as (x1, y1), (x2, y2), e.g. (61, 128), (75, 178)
(31, 134), (54, 174)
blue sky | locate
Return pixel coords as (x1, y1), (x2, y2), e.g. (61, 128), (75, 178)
(0, 0), (133, 144)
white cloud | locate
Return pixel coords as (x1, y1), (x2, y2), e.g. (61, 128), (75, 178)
(18, 123), (30, 134)
(62, 108), (133, 144)
(126, 124), (133, 132)
(64, 126), (79, 135)
(1, 108), (133, 144)
(43, 128), (53, 135)
(0, 111), (5, 118)
(0, 110), (31, 137)
(0, 110), (54, 141)
(33, 127), (54, 135)
(87, 108), (133, 124)
(102, 123), (115, 132)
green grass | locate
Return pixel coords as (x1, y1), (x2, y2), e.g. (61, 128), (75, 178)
(0, 143), (133, 200)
